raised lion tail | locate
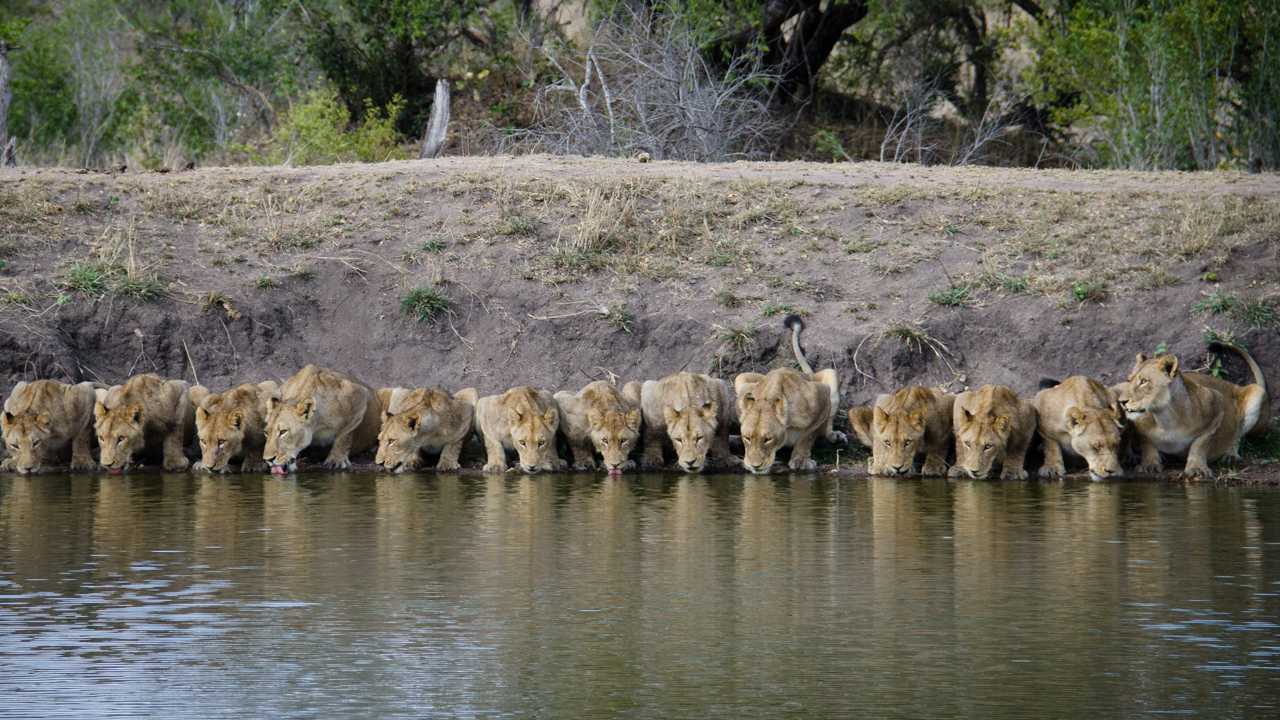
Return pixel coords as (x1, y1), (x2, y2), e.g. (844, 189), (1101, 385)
(784, 314), (814, 375)
(1209, 342), (1267, 396)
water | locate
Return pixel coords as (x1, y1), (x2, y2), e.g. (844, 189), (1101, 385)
(1, 473), (1279, 719)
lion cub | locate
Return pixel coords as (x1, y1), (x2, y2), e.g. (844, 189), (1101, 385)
(263, 365), (382, 474)
(189, 381), (280, 473)
(734, 316), (844, 474)
(554, 380), (643, 474)
(640, 372), (735, 473)
(375, 387), (478, 473)
(2, 380), (100, 473)
(475, 386), (566, 474)
(851, 386), (954, 477)
(94, 374), (195, 474)
(949, 384), (1037, 480)
(1116, 345), (1268, 479)
(1035, 376), (1124, 481)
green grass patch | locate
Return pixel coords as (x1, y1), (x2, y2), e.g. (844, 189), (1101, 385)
(401, 286), (451, 322)
(604, 305), (634, 334)
(761, 302), (801, 317)
(1192, 290), (1237, 315)
(1235, 299), (1276, 329)
(1071, 279), (1108, 304)
(928, 285), (971, 307)
(63, 263), (111, 295)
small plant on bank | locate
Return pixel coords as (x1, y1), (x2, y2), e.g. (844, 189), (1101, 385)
(420, 239), (447, 253)
(1071, 279), (1108, 304)
(1192, 290), (1237, 315)
(1236, 299), (1276, 329)
(604, 304), (635, 333)
(715, 288), (741, 308)
(117, 274), (167, 300)
(715, 324), (755, 354)
(256, 276), (278, 289)
(762, 302), (801, 317)
(401, 286), (450, 323)
(928, 284), (971, 307)
(63, 263), (111, 295)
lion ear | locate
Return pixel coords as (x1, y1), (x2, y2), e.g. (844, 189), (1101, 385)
(2, 411), (12, 424)
(1066, 407), (1085, 429)
(405, 413), (419, 431)
(700, 400), (716, 420)
(625, 408), (641, 432)
(543, 408), (557, 427)
(587, 408), (604, 428)
(196, 406), (209, 423)
(772, 397), (786, 417)
(129, 405), (144, 425)
(961, 406), (975, 423)
(993, 415), (1010, 433)
(907, 411), (925, 432)
(1160, 355), (1179, 377)
(740, 392), (755, 408)
(873, 406), (889, 425)
(298, 398), (315, 420)
(231, 413), (243, 431)
(35, 413), (50, 430)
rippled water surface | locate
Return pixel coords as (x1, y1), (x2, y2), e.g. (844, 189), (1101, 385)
(2, 473), (1279, 718)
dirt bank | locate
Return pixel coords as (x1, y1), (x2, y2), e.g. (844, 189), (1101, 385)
(1, 156), (1277, 473)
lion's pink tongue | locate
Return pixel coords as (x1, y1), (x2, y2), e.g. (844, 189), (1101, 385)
(270, 465), (288, 476)
(608, 468), (622, 477)
(108, 467), (123, 476)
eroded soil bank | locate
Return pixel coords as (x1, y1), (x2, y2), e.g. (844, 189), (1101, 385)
(1, 156), (1276, 478)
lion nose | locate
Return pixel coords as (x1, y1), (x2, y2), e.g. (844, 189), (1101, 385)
(892, 464), (909, 474)
(680, 460), (700, 471)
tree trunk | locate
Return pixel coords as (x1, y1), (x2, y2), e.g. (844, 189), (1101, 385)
(779, 1), (869, 97)
(419, 79), (451, 159)
(0, 41), (12, 162)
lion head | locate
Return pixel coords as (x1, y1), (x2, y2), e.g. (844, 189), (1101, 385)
(264, 397), (317, 472)
(376, 403), (431, 473)
(953, 406), (1012, 480)
(508, 395), (560, 473)
(871, 405), (926, 476)
(588, 406), (641, 472)
(664, 400), (717, 473)
(1117, 353), (1181, 420)
(1065, 406), (1124, 480)
(195, 404), (249, 473)
(95, 399), (146, 474)
(2, 411), (53, 475)
(738, 391), (786, 474)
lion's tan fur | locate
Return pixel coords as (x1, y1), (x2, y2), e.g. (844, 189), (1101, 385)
(263, 365), (381, 472)
(375, 387), (478, 472)
(2, 380), (99, 473)
(1035, 376), (1124, 480)
(554, 381), (643, 472)
(475, 386), (564, 474)
(190, 381), (279, 473)
(1115, 347), (1269, 479)
(94, 374), (194, 472)
(734, 368), (841, 474)
(950, 384), (1037, 480)
(639, 372), (735, 473)
(857, 386), (954, 476)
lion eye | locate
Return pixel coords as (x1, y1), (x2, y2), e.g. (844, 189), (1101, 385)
(117, 436), (125, 444)
(31, 439), (40, 447)
(903, 439), (912, 446)
(673, 438), (683, 445)
(964, 441), (973, 448)
(983, 443), (993, 451)
(538, 440), (545, 448)
(278, 430), (287, 438)
(1138, 378), (1148, 386)
(601, 439), (610, 447)
(883, 439), (891, 447)
(695, 435), (704, 443)
(217, 440), (226, 448)
(519, 440), (527, 447)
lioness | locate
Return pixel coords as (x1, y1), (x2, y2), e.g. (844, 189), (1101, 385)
(475, 386), (566, 474)
(1116, 344), (1269, 479)
(1035, 376), (1124, 481)
(734, 316), (845, 474)
(949, 384), (1037, 480)
(375, 387), (478, 473)
(95, 374), (195, 474)
(853, 386), (955, 477)
(1, 380), (99, 473)
(639, 372), (735, 473)
(189, 381), (280, 473)
(263, 365), (382, 474)
(554, 380), (643, 474)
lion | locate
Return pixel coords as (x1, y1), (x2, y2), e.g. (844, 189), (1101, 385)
(375, 386), (478, 473)
(1034, 376), (1125, 481)
(733, 316), (845, 474)
(94, 374), (194, 474)
(263, 365), (382, 474)
(640, 372), (735, 473)
(554, 380), (643, 474)
(1115, 344), (1268, 479)
(475, 386), (566, 474)
(1, 380), (99, 473)
(189, 381), (280, 473)
(949, 384), (1038, 480)
(852, 386), (954, 477)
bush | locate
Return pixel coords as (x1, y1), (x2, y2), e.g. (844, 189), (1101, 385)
(265, 89), (408, 165)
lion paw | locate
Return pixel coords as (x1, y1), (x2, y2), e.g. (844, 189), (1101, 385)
(1038, 465), (1065, 479)
(789, 457), (817, 472)
(435, 459), (461, 472)
(573, 460), (597, 471)
(70, 458), (97, 472)
(322, 458), (352, 470)
(827, 431), (848, 445)
(482, 462), (507, 474)
(164, 456), (190, 472)
(1181, 464), (1213, 481)
(1136, 462), (1163, 475)
(1000, 467), (1029, 481)
(921, 460), (947, 477)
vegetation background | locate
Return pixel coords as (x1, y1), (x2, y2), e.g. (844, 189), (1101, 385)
(1, 0), (1277, 171)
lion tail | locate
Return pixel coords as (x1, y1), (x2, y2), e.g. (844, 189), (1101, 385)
(784, 314), (814, 375)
